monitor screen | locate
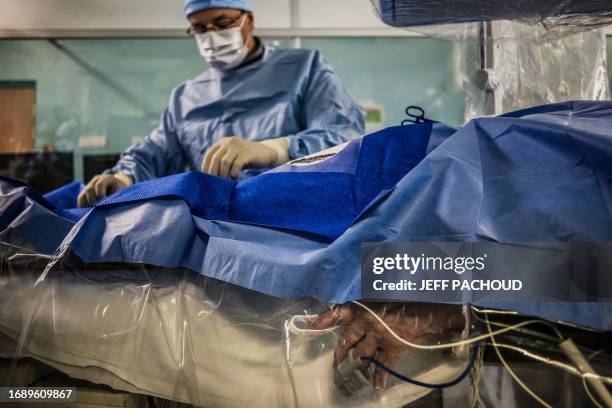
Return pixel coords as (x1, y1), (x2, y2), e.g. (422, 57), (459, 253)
(0, 152), (73, 194)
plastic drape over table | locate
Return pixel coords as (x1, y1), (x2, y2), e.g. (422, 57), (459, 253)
(370, 0), (611, 120)
(0, 247), (473, 407)
(460, 23), (609, 119)
(3, 101), (612, 327)
(2, 101), (612, 406)
(371, 0), (612, 40)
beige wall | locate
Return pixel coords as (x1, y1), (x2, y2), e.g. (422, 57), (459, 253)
(0, 87), (35, 153)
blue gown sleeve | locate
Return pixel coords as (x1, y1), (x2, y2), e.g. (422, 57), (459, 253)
(287, 52), (365, 159)
(109, 105), (187, 183)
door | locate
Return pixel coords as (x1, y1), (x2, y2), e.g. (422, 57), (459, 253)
(0, 83), (35, 153)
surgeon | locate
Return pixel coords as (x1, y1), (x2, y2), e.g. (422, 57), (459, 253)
(77, 0), (364, 207)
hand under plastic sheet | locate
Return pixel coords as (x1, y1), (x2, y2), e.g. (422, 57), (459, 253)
(310, 302), (466, 390)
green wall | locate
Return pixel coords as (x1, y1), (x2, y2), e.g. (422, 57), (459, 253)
(303, 37), (465, 127)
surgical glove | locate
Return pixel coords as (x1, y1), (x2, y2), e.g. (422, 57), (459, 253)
(310, 302), (465, 390)
(77, 173), (133, 208)
(201, 136), (289, 179)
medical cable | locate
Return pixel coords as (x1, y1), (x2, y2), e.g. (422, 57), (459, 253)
(471, 305), (599, 332)
(485, 314), (553, 408)
(469, 307), (520, 315)
(294, 303), (612, 388)
(474, 312), (612, 387)
(484, 342), (612, 385)
(582, 351), (608, 408)
(361, 342), (480, 389)
(473, 304), (612, 401)
(288, 313), (338, 336)
(482, 321), (560, 343)
(306, 302), (611, 384)
(559, 339), (612, 407)
(350, 301), (565, 350)
(491, 342), (612, 406)
(288, 307), (482, 390)
(351, 302), (612, 387)
(588, 386), (606, 408)
(472, 312), (563, 342)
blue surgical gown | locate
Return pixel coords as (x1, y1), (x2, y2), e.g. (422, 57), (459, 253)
(110, 45), (365, 183)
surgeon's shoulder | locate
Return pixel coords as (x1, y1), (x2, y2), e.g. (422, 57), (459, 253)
(165, 70), (215, 108)
(168, 81), (188, 99)
(171, 71), (212, 97)
(159, 75), (206, 121)
(268, 46), (327, 68)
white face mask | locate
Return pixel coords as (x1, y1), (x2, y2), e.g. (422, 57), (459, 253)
(195, 15), (249, 71)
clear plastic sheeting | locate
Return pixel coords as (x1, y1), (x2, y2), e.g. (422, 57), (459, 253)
(370, 0), (612, 42)
(369, 1), (611, 120)
(461, 23), (610, 119)
(0, 244), (472, 408)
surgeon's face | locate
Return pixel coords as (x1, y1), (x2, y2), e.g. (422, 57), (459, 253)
(187, 8), (254, 43)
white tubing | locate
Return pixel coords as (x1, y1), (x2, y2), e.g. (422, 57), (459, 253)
(559, 338), (612, 408)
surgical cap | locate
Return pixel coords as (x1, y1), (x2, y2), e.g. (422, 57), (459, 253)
(184, 0), (253, 16)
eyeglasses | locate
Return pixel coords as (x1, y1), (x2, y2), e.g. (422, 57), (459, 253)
(186, 12), (245, 36)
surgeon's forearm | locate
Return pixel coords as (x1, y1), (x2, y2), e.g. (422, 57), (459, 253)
(287, 127), (362, 160)
(109, 111), (187, 183)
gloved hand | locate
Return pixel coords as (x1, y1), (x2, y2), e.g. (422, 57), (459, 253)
(77, 173), (133, 208)
(201, 136), (289, 179)
(310, 302), (465, 390)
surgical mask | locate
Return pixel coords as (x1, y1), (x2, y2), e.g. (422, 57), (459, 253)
(195, 16), (249, 71)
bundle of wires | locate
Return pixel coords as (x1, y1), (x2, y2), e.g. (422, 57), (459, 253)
(348, 301), (612, 406)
